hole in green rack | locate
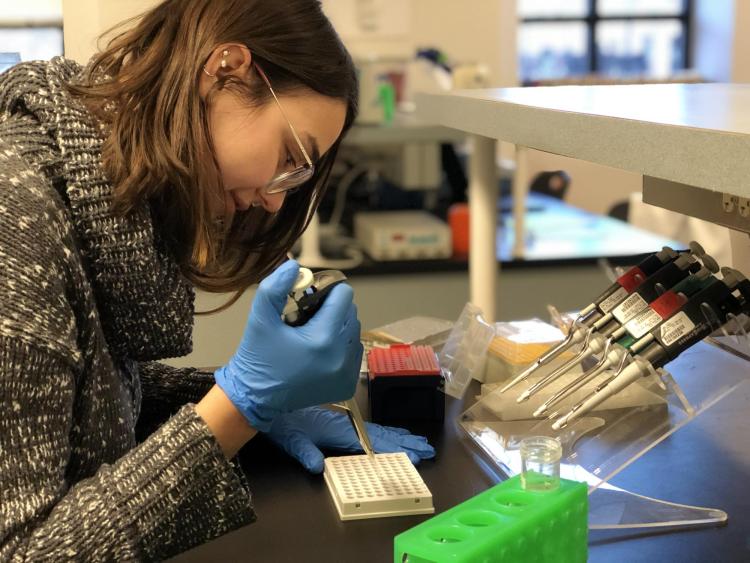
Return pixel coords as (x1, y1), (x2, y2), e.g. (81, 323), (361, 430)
(456, 510), (504, 527)
(427, 526), (472, 544)
(492, 491), (537, 512)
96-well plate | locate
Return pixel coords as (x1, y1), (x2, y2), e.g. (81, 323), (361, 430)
(323, 452), (434, 521)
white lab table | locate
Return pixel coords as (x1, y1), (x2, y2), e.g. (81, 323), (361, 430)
(416, 83), (750, 321)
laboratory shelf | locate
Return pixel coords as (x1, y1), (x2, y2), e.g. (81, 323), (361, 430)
(417, 83), (750, 322)
(417, 83), (750, 198)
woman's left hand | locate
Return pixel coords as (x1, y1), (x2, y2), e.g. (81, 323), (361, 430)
(265, 406), (436, 473)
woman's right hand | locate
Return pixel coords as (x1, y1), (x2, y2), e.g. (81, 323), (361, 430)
(214, 260), (363, 433)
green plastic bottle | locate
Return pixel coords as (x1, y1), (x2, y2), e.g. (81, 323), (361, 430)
(378, 78), (396, 124)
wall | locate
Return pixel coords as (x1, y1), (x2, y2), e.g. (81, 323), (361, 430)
(63, 0), (518, 87)
(62, 0), (158, 62)
(525, 151), (641, 216)
(323, 0), (518, 88)
(2, 1), (62, 22)
(526, 1), (750, 220)
(728, 0), (750, 273)
(732, 0), (750, 82)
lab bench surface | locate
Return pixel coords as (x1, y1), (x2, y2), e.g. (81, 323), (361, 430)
(172, 365), (750, 563)
(347, 193), (682, 278)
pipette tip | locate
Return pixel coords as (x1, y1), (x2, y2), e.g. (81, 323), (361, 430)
(551, 418), (567, 431)
(516, 390), (531, 403)
(500, 372), (532, 393)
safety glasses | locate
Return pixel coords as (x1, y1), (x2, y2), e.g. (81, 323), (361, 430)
(254, 64), (315, 194)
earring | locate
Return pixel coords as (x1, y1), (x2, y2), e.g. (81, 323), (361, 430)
(203, 49), (231, 77)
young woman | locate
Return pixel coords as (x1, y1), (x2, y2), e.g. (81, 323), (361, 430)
(0, 0), (434, 560)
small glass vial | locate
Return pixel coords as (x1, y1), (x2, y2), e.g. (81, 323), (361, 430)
(520, 436), (562, 492)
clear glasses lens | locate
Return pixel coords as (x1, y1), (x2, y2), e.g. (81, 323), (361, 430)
(265, 166), (314, 194)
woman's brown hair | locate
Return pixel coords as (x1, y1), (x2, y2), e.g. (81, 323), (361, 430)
(68, 0), (358, 313)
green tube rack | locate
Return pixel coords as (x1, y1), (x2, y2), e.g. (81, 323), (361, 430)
(393, 475), (588, 563)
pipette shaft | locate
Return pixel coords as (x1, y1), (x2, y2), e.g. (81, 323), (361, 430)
(343, 398), (374, 457)
(551, 359), (647, 430)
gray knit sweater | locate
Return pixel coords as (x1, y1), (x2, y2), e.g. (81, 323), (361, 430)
(0, 58), (255, 561)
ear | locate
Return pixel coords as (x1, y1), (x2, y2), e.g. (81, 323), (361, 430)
(199, 43), (252, 97)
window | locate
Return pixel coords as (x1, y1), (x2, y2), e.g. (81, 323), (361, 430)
(0, 1), (63, 70)
(518, 0), (691, 84)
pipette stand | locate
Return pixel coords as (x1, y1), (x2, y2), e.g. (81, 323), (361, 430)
(455, 309), (750, 531)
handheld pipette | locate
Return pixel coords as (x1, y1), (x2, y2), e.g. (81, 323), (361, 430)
(551, 268), (750, 430)
(515, 252), (717, 402)
(498, 246), (681, 394)
(578, 246), (680, 322)
(534, 269), (718, 416)
(283, 268), (375, 457)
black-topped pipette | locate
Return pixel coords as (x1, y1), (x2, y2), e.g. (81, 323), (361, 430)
(551, 268), (750, 430)
(514, 249), (717, 402)
(498, 246), (681, 394)
(576, 246), (680, 324)
(533, 267), (718, 417)
(283, 268), (375, 458)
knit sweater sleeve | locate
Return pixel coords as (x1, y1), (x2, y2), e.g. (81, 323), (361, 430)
(136, 361), (216, 440)
(139, 361), (216, 407)
(0, 146), (255, 559)
(0, 338), (256, 562)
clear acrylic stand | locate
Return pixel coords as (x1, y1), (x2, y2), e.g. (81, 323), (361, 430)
(449, 308), (750, 531)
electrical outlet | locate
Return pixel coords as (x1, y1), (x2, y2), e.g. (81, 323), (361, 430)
(723, 193), (738, 213)
(738, 197), (750, 218)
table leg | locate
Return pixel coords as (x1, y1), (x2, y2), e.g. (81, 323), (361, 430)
(513, 145), (529, 259)
(469, 134), (498, 322)
(729, 229), (750, 273)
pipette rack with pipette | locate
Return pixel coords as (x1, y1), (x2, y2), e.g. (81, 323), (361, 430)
(449, 242), (750, 531)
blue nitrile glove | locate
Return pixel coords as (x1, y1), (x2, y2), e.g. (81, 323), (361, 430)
(215, 260), (363, 433)
(266, 406), (436, 474)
